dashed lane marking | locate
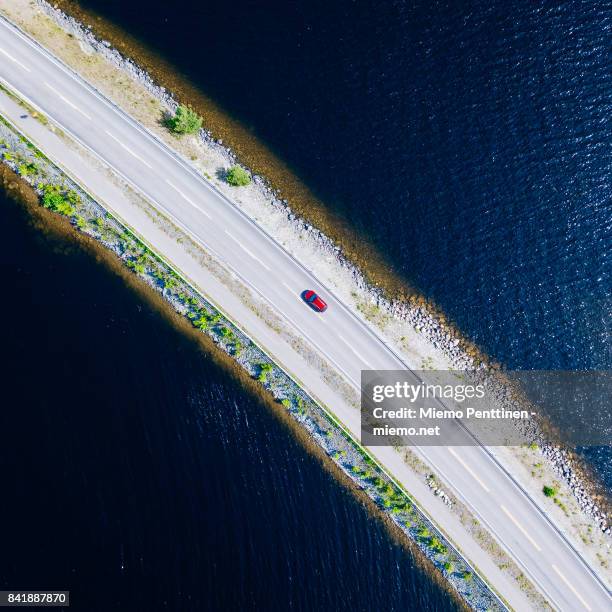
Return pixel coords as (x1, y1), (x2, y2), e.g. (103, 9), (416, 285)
(44, 81), (91, 120)
(104, 129), (152, 169)
(448, 447), (491, 493)
(225, 230), (270, 271)
(165, 179), (211, 218)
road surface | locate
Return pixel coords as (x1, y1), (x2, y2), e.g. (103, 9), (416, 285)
(0, 15), (609, 611)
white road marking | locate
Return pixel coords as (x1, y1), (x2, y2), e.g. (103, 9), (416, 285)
(165, 179), (211, 218)
(448, 448), (491, 493)
(225, 231), (270, 271)
(500, 505), (542, 552)
(338, 334), (375, 369)
(0, 47), (30, 72)
(44, 81), (91, 120)
(104, 130), (152, 169)
(552, 564), (592, 611)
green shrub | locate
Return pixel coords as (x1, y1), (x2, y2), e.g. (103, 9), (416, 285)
(17, 162), (37, 176)
(193, 315), (210, 331)
(226, 165), (251, 187)
(257, 362), (273, 383)
(167, 105), (202, 135)
(40, 184), (75, 215)
(55, 201), (76, 216)
(543, 485), (556, 498)
(429, 536), (447, 554)
(66, 189), (81, 206)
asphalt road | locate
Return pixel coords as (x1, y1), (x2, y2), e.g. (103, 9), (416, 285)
(0, 16), (609, 611)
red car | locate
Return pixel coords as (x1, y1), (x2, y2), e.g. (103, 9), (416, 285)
(302, 289), (328, 312)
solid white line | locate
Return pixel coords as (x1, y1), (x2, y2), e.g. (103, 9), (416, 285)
(448, 448), (491, 493)
(44, 81), (91, 120)
(225, 231), (270, 271)
(165, 179), (211, 218)
(0, 46), (30, 72)
(500, 505), (542, 552)
(552, 564), (592, 611)
(338, 334), (375, 370)
(104, 129), (152, 169)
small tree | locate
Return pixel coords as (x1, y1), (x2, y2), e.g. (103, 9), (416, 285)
(168, 105), (202, 135)
(543, 485), (556, 498)
(226, 165), (251, 186)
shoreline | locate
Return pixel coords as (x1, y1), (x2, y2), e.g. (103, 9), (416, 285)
(27, 0), (610, 532)
(40, 0), (485, 369)
(0, 165), (471, 610)
(0, 112), (502, 611)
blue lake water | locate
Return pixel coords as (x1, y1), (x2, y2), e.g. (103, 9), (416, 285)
(76, 0), (611, 372)
(74, 0), (611, 483)
(0, 191), (457, 609)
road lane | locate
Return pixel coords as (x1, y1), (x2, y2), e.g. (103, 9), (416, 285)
(0, 16), (609, 611)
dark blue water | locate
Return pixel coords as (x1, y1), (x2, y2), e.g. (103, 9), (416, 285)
(76, 0), (611, 372)
(74, 0), (611, 484)
(0, 192), (457, 610)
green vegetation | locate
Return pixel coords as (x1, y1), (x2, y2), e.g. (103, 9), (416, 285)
(429, 536), (448, 555)
(554, 496), (569, 515)
(166, 104), (202, 135)
(295, 395), (306, 415)
(543, 485), (556, 498)
(191, 309), (221, 333)
(39, 183), (78, 216)
(17, 161), (38, 176)
(257, 362), (273, 383)
(225, 165), (251, 187)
